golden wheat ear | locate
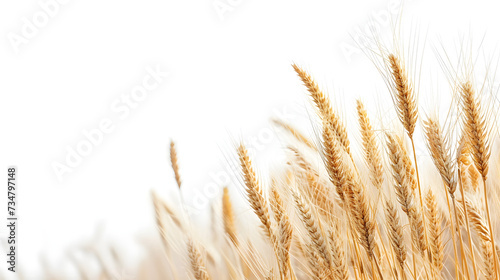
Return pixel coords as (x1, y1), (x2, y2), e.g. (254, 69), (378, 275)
(481, 239), (495, 280)
(328, 224), (350, 280)
(356, 99), (384, 191)
(459, 81), (490, 181)
(425, 190), (444, 272)
(385, 133), (414, 214)
(222, 187), (237, 246)
(276, 205), (295, 280)
(422, 117), (456, 196)
(169, 140), (182, 188)
(272, 118), (317, 151)
(237, 144), (275, 241)
(387, 54), (418, 139)
(321, 121), (348, 204)
(385, 199), (407, 276)
(291, 188), (333, 270)
(291, 63), (351, 155)
(187, 239), (212, 280)
(288, 146), (335, 221)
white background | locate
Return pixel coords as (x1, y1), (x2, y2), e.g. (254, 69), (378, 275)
(1, 0), (500, 278)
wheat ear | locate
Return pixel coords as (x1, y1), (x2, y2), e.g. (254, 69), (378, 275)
(481, 239), (495, 280)
(291, 189), (333, 269)
(169, 140), (182, 188)
(356, 99), (384, 191)
(422, 118), (456, 196)
(272, 118), (317, 151)
(222, 187), (237, 245)
(459, 82), (490, 181)
(387, 54), (417, 138)
(187, 239), (211, 280)
(322, 122), (349, 203)
(237, 144), (275, 240)
(269, 185), (297, 280)
(385, 199), (407, 279)
(289, 146), (335, 220)
(329, 224), (350, 280)
(292, 63), (351, 155)
(385, 133), (414, 214)
(425, 190), (444, 274)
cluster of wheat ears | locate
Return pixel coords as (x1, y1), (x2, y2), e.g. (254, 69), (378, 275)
(151, 49), (500, 280)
